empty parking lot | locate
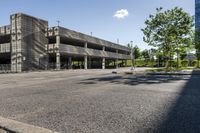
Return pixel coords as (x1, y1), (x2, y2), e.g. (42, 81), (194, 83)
(0, 69), (200, 133)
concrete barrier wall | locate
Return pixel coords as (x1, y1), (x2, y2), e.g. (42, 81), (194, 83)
(0, 43), (10, 53)
(47, 27), (130, 53)
(10, 13), (48, 72)
(0, 25), (10, 35)
(54, 44), (130, 59)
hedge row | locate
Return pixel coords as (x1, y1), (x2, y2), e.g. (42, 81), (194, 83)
(126, 60), (200, 67)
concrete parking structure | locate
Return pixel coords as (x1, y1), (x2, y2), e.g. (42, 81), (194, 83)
(0, 13), (130, 72)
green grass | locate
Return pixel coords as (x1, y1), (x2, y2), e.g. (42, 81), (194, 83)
(146, 67), (194, 72)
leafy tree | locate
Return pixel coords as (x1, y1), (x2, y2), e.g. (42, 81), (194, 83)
(142, 7), (194, 69)
(141, 49), (150, 61)
(127, 43), (141, 69)
(133, 45), (141, 59)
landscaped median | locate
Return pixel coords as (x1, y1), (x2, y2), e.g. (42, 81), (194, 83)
(0, 116), (58, 133)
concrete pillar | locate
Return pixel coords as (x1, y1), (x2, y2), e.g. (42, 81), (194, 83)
(102, 46), (105, 51)
(102, 57), (105, 69)
(68, 57), (72, 69)
(88, 57), (91, 69)
(85, 42), (88, 48)
(84, 56), (87, 69)
(116, 50), (119, 69)
(56, 53), (60, 70)
(56, 36), (60, 70)
(84, 42), (88, 69)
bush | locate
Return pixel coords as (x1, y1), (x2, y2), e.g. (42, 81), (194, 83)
(166, 60), (177, 67)
(126, 59), (156, 67)
(147, 60), (156, 67)
(192, 60), (197, 67)
(181, 60), (189, 67)
(136, 60), (146, 67)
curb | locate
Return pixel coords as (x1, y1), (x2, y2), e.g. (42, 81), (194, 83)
(112, 71), (200, 76)
(0, 116), (59, 133)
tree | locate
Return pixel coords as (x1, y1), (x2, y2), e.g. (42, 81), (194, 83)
(142, 7), (194, 69)
(133, 45), (141, 59)
(141, 49), (150, 61)
(127, 43), (141, 69)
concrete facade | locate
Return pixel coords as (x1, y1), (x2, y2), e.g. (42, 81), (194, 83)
(0, 13), (131, 72)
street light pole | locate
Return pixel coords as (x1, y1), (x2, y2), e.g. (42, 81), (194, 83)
(57, 20), (60, 27)
(130, 41), (134, 70)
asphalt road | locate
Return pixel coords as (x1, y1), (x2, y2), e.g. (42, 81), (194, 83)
(0, 69), (200, 133)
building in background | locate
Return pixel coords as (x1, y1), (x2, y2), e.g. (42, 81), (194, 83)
(196, 0), (200, 30)
(0, 13), (130, 72)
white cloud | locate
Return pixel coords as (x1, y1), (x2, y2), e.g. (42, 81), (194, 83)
(113, 9), (129, 19)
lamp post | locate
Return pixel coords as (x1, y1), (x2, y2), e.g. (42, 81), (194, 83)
(57, 20), (60, 27)
(130, 41), (135, 70)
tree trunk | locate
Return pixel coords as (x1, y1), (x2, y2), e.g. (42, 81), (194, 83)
(176, 43), (179, 70)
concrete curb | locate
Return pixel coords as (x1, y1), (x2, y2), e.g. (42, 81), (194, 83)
(113, 71), (200, 75)
(0, 116), (59, 133)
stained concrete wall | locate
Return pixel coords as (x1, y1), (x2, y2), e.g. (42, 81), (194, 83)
(47, 26), (130, 53)
(10, 13), (48, 72)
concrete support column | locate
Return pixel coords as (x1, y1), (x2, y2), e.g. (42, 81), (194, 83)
(56, 53), (60, 70)
(84, 56), (88, 69)
(88, 57), (91, 69)
(85, 42), (88, 48)
(68, 57), (72, 69)
(56, 36), (60, 70)
(102, 57), (105, 69)
(102, 46), (105, 51)
(84, 42), (88, 69)
(116, 50), (119, 69)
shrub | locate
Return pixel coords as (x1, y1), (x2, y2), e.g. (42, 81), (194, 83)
(166, 60), (177, 68)
(136, 60), (146, 67)
(192, 60), (197, 67)
(181, 60), (189, 67)
(147, 60), (156, 67)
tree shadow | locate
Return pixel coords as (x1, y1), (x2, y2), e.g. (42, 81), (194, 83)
(79, 74), (190, 86)
(79, 70), (200, 133)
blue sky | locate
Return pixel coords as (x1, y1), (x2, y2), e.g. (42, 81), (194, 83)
(0, 0), (194, 50)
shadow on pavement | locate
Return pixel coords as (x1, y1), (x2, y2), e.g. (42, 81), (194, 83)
(154, 70), (200, 133)
(80, 70), (200, 133)
(79, 74), (189, 86)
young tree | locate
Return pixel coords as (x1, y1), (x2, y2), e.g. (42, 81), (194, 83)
(133, 45), (141, 59)
(141, 49), (150, 61)
(142, 7), (194, 69)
